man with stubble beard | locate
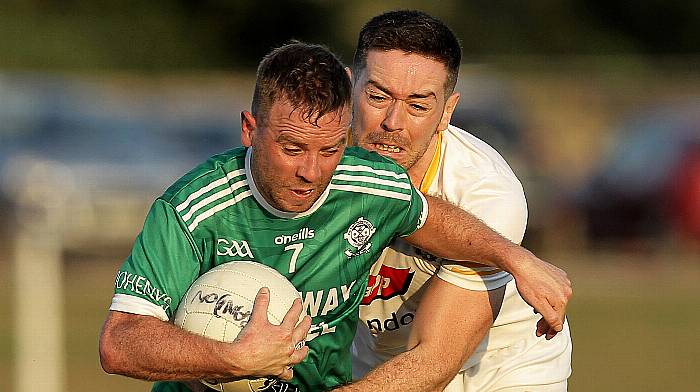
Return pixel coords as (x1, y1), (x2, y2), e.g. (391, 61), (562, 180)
(344, 10), (572, 392)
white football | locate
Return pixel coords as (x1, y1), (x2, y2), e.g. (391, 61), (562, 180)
(174, 261), (303, 392)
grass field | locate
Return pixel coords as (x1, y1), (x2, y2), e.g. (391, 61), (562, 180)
(1, 250), (699, 391)
(559, 252), (700, 391)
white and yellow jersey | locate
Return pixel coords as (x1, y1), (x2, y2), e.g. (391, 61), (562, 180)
(352, 125), (567, 378)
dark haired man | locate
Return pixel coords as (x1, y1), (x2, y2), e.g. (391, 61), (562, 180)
(99, 41), (570, 392)
(345, 10), (572, 391)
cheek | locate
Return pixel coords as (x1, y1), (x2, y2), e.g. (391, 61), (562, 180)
(266, 152), (296, 176)
(360, 100), (384, 122)
(411, 118), (440, 142)
(319, 156), (343, 178)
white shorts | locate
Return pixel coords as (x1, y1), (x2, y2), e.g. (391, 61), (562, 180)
(443, 323), (572, 392)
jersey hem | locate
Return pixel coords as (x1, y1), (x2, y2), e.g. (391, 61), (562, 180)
(399, 190), (429, 237)
(110, 293), (169, 321)
(437, 265), (513, 291)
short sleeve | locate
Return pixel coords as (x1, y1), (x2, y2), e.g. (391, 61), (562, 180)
(436, 173), (527, 291)
(395, 183), (429, 238)
(110, 198), (201, 321)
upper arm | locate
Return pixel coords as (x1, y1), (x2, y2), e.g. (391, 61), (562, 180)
(455, 173), (527, 245)
(394, 183), (429, 238)
(404, 171), (527, 265)
(111, 199), (201, 321)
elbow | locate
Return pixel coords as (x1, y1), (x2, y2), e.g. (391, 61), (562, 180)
(410, 345), (465, 391)
(100, 351), (118, 375)
(437, 378), (456, 392)
(430, 372), (458, 392)
(426, 347), (468, 391)
(99, 331), (121, 374)
(99, 320), (130, 375)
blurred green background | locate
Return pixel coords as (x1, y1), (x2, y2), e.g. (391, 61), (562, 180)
(1, 1), (700, 391)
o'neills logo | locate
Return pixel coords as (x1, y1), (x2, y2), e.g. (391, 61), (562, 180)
(361, 264), (414, 305)
(274, 227), (315, 245)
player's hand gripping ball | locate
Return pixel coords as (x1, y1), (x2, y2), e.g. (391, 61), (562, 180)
(174, 261), (305, 392)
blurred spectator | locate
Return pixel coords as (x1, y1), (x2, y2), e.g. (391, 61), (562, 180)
(575, 101), (700, 247)
(0, 75), (243, 251)
(669, 143), (700, 243)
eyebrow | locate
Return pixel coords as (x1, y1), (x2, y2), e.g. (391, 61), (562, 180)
(276, 134), (348, 149)
(333, 136), (348, 148)
(320, 135), (348, 150)
(367, 80), (436, 100)
(276, 134), (304, 145)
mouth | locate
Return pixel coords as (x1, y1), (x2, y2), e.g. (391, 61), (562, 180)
(291, 188), (314, 198)
(371, 143), (403, 154)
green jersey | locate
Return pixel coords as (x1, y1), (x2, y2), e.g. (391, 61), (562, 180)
(110, 146), (428, 391)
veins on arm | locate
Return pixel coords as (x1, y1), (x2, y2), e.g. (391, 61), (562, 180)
(406, 196), (514, 268)
(336, 277), (505, 392)
(99, 311), (242, 381)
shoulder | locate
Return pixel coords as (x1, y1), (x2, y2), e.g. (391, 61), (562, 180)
(442, 125), (516, 175)
(340, 147), (409, 174)
(161, 147), (247, 206)
(336, 147), (412, 185)
(437, 125), (523, 195)
(332, 147), (416, 202)
(437, 124), (527, 208)
(439, 125), (527, 242)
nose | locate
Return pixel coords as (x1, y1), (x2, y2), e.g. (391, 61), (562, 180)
(296, 153), (321, 183)
(381, 100), (407, 132)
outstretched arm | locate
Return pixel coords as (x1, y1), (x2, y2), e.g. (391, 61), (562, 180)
(99, 288), (311, 382)
(337, 277), (504, 392)
(406, 196), (572, 338)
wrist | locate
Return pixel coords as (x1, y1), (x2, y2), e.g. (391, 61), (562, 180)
(215, 339), (249, 378)
(494, 243), (530, 275)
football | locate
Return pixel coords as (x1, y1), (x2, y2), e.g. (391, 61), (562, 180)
(174, 261), (303, 392)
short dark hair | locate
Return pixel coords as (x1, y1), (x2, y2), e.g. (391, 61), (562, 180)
(252, 41), (352, 125)
(353, 10), (462, 94)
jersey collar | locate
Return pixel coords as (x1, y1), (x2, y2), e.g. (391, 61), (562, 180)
(418, 130), (443, 194)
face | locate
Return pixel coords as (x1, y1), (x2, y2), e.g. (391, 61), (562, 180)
(241, 99), (350, 213)
(352, 50), (460, 177)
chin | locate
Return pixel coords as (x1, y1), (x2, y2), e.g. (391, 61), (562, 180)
(281, 199), (316, 213)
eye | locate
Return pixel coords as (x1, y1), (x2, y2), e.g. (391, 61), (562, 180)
(366, 90), (389, 104)
(283, 145), (303, 155)
(410, 103), (428, 112)
(321, 147), (340, 156)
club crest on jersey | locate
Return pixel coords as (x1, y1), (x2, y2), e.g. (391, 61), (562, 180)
(343, 217), (376, 258)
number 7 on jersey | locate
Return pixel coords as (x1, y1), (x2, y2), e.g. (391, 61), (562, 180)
(284, 243), (304, 273)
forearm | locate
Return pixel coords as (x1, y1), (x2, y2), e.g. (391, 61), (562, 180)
(338, 344), (458, 392)
(338, 278), (498, 392)
(406, 195), (525, 272)
(99, 311), (244, 381)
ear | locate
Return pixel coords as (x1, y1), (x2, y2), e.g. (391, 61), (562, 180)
(438, 92), (461, 132)
(345, 67), (353, 82)
(241, 111), (257, 147)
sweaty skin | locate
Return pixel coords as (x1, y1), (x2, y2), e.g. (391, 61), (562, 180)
(338, 50), (569, 392)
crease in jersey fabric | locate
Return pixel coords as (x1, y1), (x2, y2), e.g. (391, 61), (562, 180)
(244, 147), (331, 219)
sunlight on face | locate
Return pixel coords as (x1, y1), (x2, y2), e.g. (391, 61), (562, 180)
(352, 50), (456, 175)
(249, 99), (350, 213)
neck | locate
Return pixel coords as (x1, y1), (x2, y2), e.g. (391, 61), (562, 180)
(407, 133), (439, 189)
